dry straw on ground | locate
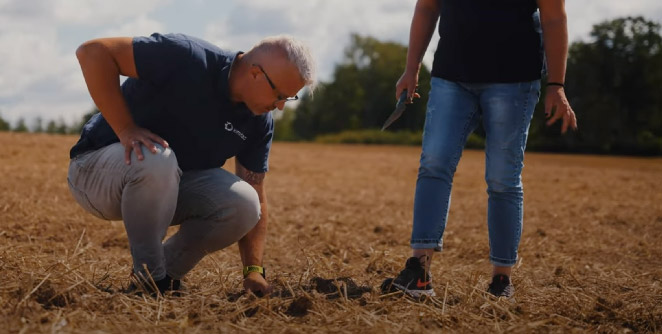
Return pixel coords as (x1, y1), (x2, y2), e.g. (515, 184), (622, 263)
(1, 132), (661, 333)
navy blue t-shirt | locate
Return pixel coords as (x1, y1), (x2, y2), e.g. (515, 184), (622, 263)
(70, 33), (274, 173)
(431, 0), (544, 83)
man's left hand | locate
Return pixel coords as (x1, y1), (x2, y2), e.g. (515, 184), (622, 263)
(243, 272), (272, 297)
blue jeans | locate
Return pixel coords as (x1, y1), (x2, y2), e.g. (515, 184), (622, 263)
(411, 77), (541, 267)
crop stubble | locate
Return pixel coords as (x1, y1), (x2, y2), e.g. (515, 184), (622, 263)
(1, 132), (661, 333)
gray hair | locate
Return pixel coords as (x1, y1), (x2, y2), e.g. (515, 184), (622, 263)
(248, 35), (317, 92)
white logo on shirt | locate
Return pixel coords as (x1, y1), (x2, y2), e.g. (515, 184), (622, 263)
(224, 122), (247, 141)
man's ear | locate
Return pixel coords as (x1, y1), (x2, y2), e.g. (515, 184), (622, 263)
(249, 64), (261, 80)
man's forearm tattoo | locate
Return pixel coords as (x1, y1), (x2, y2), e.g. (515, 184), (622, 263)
(241, 169), (265, 185)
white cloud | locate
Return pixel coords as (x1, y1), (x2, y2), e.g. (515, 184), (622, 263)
(0, 0), (55, 33)
(0, 31), (75, 98)
(0, 0), (170, 124)
(53, 0), (169, 25)
(1, 0), (661, 126)
(200, 0), (662, 83)
(566, 0), (662, 42)
(101, 15), (166, 37)
(0, 32), (86, 124)
(204, 0), (421, 83)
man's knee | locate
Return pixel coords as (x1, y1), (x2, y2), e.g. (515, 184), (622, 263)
(229, 181), (261, 234)
(130, 146), (181, 184)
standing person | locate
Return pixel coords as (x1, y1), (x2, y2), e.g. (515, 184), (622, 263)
(382, 0), (577, 298)
(68, 33), (315, 296)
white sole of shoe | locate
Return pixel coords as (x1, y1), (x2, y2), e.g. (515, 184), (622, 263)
(391, 282), (436, 298)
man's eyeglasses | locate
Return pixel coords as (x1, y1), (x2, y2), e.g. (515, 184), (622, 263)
(253, 64), (299, 102)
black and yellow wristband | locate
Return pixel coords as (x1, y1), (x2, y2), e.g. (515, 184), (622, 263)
(243, 265), (265, 278)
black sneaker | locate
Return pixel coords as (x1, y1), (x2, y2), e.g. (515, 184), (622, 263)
(124, 273), (182, 297)
(381, 257), (435, 298)
(487, 274), (514, 298)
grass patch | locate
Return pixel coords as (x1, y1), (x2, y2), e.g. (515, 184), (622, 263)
(315, 129), (485, 149)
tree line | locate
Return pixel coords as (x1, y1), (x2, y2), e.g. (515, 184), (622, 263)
(280, 16), (662, 155)
(2, 16), (660, 155)
(0, 111), (95, 135)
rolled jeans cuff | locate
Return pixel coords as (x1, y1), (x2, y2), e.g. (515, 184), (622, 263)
(411, 240), (443, 252)
(490, 256), (517, 267)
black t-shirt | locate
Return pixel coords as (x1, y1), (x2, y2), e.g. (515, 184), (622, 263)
(431, 0), (544, 83)
(70, 33), (274, 173)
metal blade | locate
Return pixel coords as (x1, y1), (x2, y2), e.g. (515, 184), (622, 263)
(381, 90), (408, 131)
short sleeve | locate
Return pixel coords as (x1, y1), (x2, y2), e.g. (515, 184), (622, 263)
(132, 33), (192, 85)
(236, 114), (274, 173)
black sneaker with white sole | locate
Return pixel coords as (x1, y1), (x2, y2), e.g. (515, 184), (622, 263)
(487, 274), (514, 298)
(124, 273), (182, 297)
(381, 256), (435, 298)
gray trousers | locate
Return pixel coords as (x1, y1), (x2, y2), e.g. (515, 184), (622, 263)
(67, 143), (260, 280)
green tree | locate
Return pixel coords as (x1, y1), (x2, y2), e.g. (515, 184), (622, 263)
(0, 112), (10, 131)
(293, 34), (431, 139)
(529, 16), (662, 155)
(55, 118), (68, 134)
(13, 118), (28, 132)
(273, 106), (299, 141)
(32, 117), (44, 133)
(45, 120), (58, 134)
(44, 118), (69, 134)
(71, 108), (99, 134)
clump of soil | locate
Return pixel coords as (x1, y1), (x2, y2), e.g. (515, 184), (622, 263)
(311, 277), (372, 299)
(34, 281), (70, 309)
(286, 296), (313, 317)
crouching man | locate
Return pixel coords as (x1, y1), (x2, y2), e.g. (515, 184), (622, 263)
(67, 32), (315, 296)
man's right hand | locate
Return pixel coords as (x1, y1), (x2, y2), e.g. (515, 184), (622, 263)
(76, 38), (169, 165)
(117, 125), (169, 165)
(243, 272), (273, 297)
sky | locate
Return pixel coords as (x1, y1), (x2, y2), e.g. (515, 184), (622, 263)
(1, 0), (661, 127)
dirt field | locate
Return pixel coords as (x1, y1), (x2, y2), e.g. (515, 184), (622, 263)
(1, 132), (661, 333)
